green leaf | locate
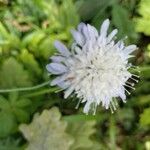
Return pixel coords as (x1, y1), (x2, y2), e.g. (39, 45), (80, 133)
(0, 22), (9, 38)
(13, 108), (30, 123)
(135, 0), (150, 36)
(8, 92), (19, 105)
(19, 49), (42, 76)
(0, 137), (21, 150)
(112, 4), (137, 42)
(140, 108), (150, 126)
(76, 0), (111, 21)
(19, 107), (74, 150)
(0, 95), (10, 110)
(59, 0), (79, 28)
(22, 31), (45, 50)
(0, 57), (32, 88)
(0, 93), (31, 125)
(15, 98), (31, 108)
(67, 120), (96, 150)
(0, 111), (17, 138)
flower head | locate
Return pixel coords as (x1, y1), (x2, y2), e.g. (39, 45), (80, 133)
(46, 19), (138, 114)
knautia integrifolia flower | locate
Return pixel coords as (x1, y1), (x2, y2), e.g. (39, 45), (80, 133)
(46, 19), (139, 114)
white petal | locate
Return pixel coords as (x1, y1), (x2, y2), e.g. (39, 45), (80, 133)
(123, 45), (137, 55)
(71, 29), (85, 46)
(74, 46), (82, 54)
(54, 40), (71, 57)
(100, 19), (110, 38)
(83, 101), (91, 114)
(119, 92), (126, 102)
(107, 29), (118, 43)
(64, 85), (75, 98)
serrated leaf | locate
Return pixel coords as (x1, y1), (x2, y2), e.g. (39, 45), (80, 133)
(59, 0), (79, 27)
(15, 98), (31, 108)
(140, 108), (150, 126)
(0, 93), (31, 126)
(0, 22), (9, 38)
(0, 137), (21, 150)
(67, 120), (96, 150)
(19, 107), (74, 150)
(19, 49), (42, 76)
(0, 95), (10, 110)
(0, 111), (17, 138)
(13, 108), (30, 123)
(9, 92), (19, 105)
(0, 57), (32, 88)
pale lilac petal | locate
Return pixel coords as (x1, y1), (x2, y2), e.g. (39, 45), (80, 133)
(57, 81), (71, 89)
(54, 40), (71, 57)
(51, 56), (65, 63)
(77, 22), (86, 32)
(100, 19), (110, 37)
(50, 63), (67, 73)
(51, 74), (67, 86)
(46, 64), (61, 74)
(118, 40), (125, 50)
(71, 29), (85, 46)
(82, 25), (90, 40)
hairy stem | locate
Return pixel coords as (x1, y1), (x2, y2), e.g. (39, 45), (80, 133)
(0, 81), (50, 93)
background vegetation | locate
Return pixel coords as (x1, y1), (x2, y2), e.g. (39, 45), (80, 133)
(0, 0), (149, 149)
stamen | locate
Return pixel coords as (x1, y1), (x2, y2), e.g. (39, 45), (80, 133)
(131, 74), (140, 78)
(113, 98), (119, 106)
(130, 77), (139, 83)
(131, 65), (138, 68)
(130, 66), (141, 73)
(124, 88), (131, 95)
(126, 81), (134, 86)
(111, 101), (117, 111)
(75, 99), (81, 109)
(93, 103), (97, 115)
(110, 105), (114, 114)
(124, 84), (135, 90)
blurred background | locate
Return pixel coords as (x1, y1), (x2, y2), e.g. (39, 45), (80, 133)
(0, 0), (150, 150)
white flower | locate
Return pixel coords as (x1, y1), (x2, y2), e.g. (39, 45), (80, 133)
(46, 19), (138, 114)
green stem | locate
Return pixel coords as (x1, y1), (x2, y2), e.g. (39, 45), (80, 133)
(0, 81), (50, 93)
(109, 115), (116, 150)
(23, 87), (59, 98)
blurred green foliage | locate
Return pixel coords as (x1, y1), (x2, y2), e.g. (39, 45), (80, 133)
(135, 0), (150, 36)
(0, 0), (150, 150)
